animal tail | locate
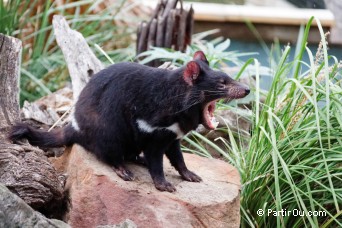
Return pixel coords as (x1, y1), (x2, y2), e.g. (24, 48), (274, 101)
(8, 123), (76, 148)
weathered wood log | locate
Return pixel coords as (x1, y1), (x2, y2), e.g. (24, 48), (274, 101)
(136, 0), (194, 65)
(164, 9), (176, 48)
(151, 0), (164, 20)
(0, 34), (65, 218)
(162, 0), (178, 19)
(0, 184), (70, 228)
(0, 35), (21, 140)
(156, 16), (166, 47)
(172, 10), (181, 50)
(137, 21), (149, 55)
(136, 22), (142, 56)
(184, 5), (194, 49)
(52, 15), (104, 101)
(147, 19), (158, 49)
(146, 19), (158, 66)
(177, 9), (187, 52)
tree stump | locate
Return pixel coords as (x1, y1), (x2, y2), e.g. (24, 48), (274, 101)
(0, 34), (65, 218)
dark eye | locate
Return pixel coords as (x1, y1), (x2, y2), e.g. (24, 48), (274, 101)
(218, 79), (226, 90)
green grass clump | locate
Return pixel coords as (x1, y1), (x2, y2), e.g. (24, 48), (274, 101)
(0, 0), (22, 35)
(184, 18), (342, 227)
(240, 19), (341, 227)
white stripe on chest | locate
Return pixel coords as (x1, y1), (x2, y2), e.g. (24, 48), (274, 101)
(137, 119), (184, 139)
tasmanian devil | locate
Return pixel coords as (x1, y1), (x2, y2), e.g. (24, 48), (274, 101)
(9, 51), (250, 192)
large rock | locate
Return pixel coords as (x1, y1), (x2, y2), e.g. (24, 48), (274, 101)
(51, 145), (241, 228)
(0, 183), (69, 228)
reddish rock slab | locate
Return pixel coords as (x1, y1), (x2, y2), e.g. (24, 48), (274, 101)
(51, 145), (241, 228)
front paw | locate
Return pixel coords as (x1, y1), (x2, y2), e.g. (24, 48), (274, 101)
(180, 170), (202, 182)
(154, 180), (176, 192)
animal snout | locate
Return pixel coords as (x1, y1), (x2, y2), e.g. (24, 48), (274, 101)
(245, 88), (250, 95)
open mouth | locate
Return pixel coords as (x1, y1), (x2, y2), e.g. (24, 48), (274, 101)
(202, 100), (219, 130)
(201, 84), (250, 130)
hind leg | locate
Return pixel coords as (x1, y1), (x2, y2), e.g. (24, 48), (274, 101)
(93, 142), (134, 181)
(113, 164), (134, 181)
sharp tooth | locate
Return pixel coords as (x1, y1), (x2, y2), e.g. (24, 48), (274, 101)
(211, 116), (219, 128)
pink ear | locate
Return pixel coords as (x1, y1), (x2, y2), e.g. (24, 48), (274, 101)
(193, 51), (208, 63)
(183, 61), (200, 86)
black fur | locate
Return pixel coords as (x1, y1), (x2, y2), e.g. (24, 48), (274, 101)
(9, 51), (249, 192)
(9, 123), (75, 147)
